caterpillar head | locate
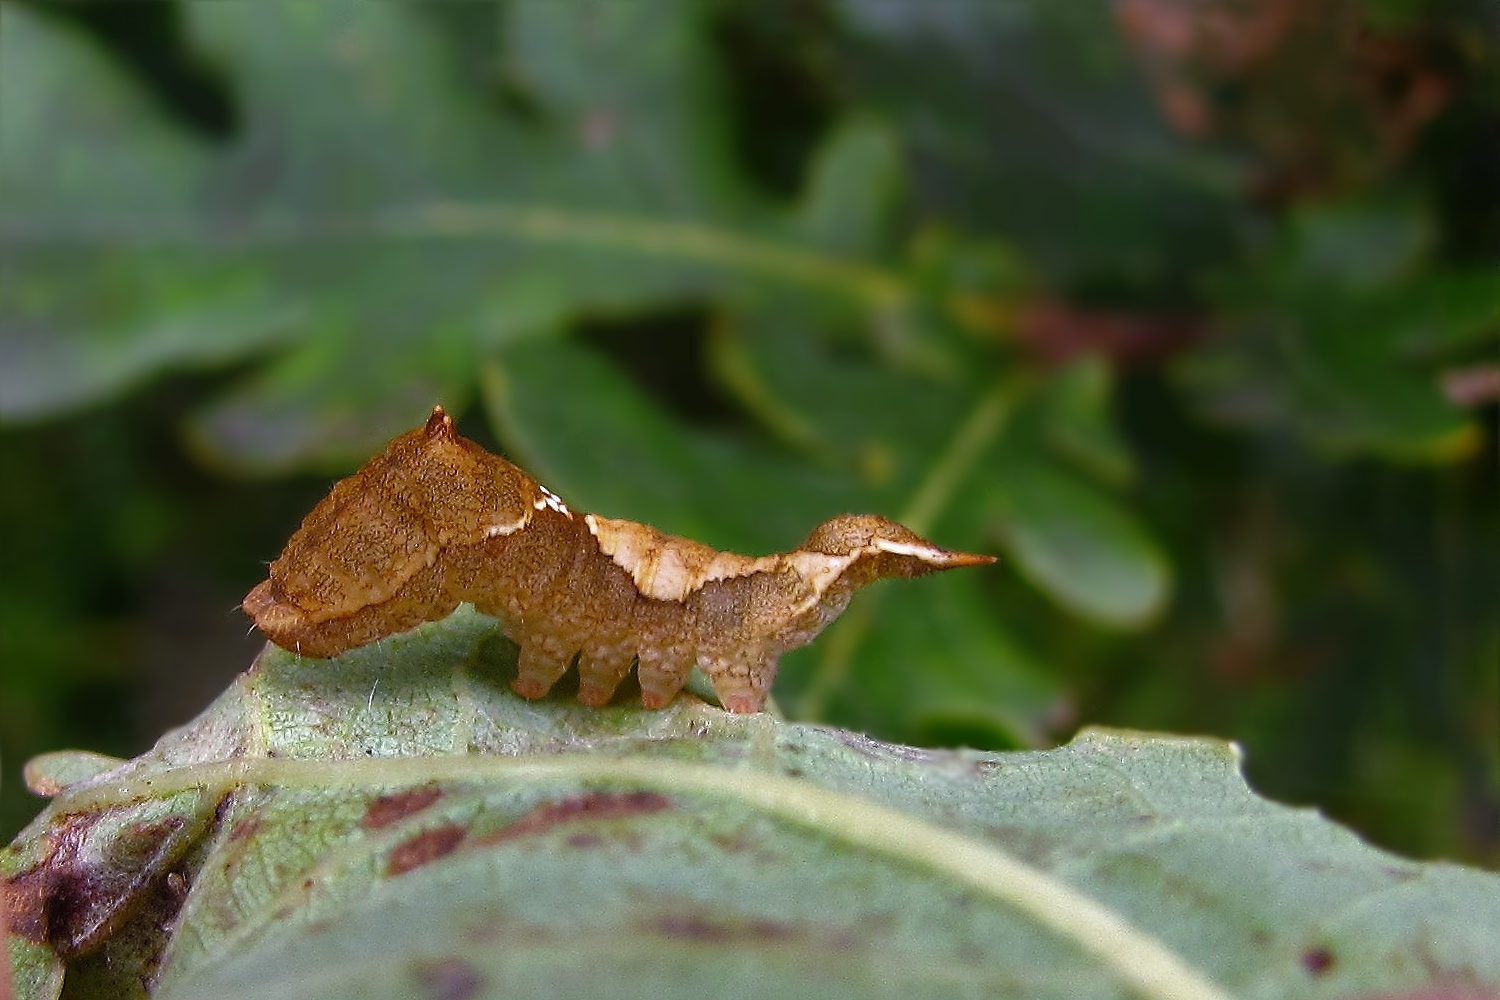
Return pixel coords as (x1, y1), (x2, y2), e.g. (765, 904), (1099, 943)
(800, 514), (995, 586)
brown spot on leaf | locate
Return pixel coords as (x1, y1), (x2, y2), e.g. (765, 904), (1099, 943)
(228, 816), (261, 842)
(4, 811), (193, 958)
(478, 791), (670, 845)
(387, 824), (465, 876)
(125, 819), (188, 858)
(2, 815), (84, 945)
(410, 956), (487, 1000)
(654, 914), (797, 943)
(1302, 946), (1335, 975)
(710, 830), (755, 854)
(363, 785), (444, 830)
(122, 866), (195, 988)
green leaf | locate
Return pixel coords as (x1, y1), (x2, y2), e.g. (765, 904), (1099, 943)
(0, 1), (901, 469)
(6, 608), (1498, 1000)
(0, 7), (302, 421)
(1036, 357), (1135, 487)
(20, 751), (126, 797)
(1393, 268), (1500, 355)
(1276, 200), (1431, 289)
(1176, 198), (1493, 462)
(989, 462), (1170, 628)
(794, 116), (904, 257)
(834, 2), (1241, 284)
(712, 308), (977, 477)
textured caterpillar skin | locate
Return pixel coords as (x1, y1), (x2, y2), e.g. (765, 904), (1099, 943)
(243, 407), (994, 714)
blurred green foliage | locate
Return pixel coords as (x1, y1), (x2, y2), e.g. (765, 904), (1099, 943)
(1, 0), (1495, 866)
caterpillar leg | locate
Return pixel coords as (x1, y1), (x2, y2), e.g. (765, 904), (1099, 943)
(699, 652), (776, 715)
(636, 647), (695, 710)
(576, 642), (637, 707)
(511, 634), (574, 701)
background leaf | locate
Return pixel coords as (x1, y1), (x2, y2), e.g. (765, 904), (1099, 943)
(1, 0), (1495, 871)
(988, 460), (1169, 628)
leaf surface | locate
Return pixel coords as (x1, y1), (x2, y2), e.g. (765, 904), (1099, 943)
(5, 608), (1497, 1000)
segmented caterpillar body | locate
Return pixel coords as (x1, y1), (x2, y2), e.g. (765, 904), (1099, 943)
(243, 407), (993, 713)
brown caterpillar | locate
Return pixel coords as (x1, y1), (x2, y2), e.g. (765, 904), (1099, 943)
(243, 407), (994, 713)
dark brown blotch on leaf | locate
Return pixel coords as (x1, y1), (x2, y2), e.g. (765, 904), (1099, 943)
(5, 812), (193, 959)
(410, 956), (487, 1000)
(478, 791), (671, 846)
(227, 815), (262, 842)
(653, 913), (800, 944)
(244, 406), (995, 714)
(387, 824), (466, 877)
(1302, 946), (1335, 975)
(363, 785), (444, 831)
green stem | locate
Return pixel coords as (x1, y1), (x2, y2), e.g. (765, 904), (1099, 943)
(898, 374), (1027, 535)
